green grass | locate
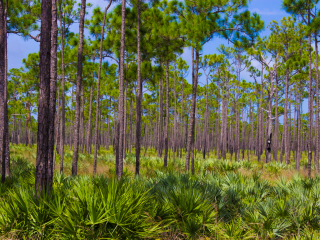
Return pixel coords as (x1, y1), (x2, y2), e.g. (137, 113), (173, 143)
(0, 144), (319, 239)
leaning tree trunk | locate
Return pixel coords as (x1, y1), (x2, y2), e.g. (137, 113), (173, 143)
(35, 0), (52, 195)
(72, 0), (86, 176)
(48, 0), (58, 186)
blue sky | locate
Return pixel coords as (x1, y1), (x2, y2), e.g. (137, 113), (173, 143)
(8, 0), (298, 112)
(7, 0), (290, 70)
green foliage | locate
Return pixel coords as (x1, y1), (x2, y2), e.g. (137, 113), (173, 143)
(2, 155), (320, 239)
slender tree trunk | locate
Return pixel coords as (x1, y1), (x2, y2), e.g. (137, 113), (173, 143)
(87, 84), (93, 153)
(69, 86), (73, 148)
(135, 0), (142, 175)
(315, 34), (319, 173)
(0, 0), (6, 183)
(93, 2), (110, 175)
(308, 4), (313, 177)
(185, 48), (194, 170)
(3, 0), (9, 177)
(72, 0), (86, 176)
(116, 0), (126, 179)
(283, 68), (290, 164)
(186, 48), (198, 175)
(48, 0), (58, 185)
(164, 60), (170, 167)
(158, 76), (163, 157)
(273, 77), (279, 161)
(59, 1), (66, 170)
(35, 0), (52, 195)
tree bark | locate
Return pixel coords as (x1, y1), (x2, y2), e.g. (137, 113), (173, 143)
(48, 0), (58, 185)
(0, 0), (6, 183)
(35, 0), (52, 195)
(72, 0), (86, 176)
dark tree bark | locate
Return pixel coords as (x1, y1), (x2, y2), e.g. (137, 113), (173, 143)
(0, 0), (6, 183)
(48, 0), (58, 185)
(35, 0), (52, 195)
(72, 0), (86, 176)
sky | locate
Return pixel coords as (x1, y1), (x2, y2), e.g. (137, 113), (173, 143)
(8, 0), (299, 111)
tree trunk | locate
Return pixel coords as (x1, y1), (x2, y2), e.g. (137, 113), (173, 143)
(116, 0), (126, 179)
(135, 0), (142, 175)
(185, 48), (198, 175)
(164, 60), (169, 167)
(273, 76), (279, 161)
(0, 0), (6, 183)
(315, 33), (319, 173)
(35, 0), (52, 195)
(308, 4), (313, 177)
(59, 0), (66, 170)
(72, 0), (86, 176)
(47, 0), (58, 186)
(93, 2), (110, 175)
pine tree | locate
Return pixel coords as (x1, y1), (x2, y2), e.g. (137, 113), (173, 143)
(35, 0), (52, 195)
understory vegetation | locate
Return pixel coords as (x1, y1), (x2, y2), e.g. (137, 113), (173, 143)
(1, 145), (320, 239)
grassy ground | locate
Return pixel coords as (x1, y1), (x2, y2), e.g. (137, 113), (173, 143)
(1, 144), (320, 239)
(10, 144), (316, 180)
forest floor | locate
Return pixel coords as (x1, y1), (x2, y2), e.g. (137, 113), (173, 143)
(10, 143), (316, 181)
(1, 144), (320, 239)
